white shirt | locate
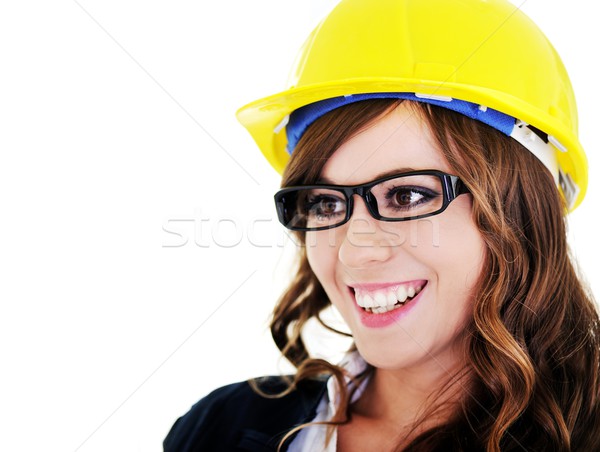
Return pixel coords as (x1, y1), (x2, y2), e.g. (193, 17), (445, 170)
(288, 352), (370, 451)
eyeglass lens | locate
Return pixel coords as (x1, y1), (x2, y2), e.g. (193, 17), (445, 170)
(279, 174), (446, 229)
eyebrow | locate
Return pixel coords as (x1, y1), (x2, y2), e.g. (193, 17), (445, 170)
(317, 167), (420, 185)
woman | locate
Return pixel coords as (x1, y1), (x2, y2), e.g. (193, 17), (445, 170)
(165, 0), (599, 450)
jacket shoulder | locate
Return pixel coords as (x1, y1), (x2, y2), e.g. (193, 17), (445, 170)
(164, 376), (326, 452)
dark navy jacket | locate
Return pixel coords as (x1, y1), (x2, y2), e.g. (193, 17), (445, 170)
(164, 377), (327, 452)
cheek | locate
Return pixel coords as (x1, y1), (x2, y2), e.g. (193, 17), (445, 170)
(409, 198), (485, 296)
(432, 202), (486, 305)
(305, 232), (339, 288)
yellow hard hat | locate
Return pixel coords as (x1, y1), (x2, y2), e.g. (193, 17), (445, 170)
(236, 0), (587, 210)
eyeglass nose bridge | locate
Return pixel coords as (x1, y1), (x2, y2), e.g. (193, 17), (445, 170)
(342, 186), (382, 225)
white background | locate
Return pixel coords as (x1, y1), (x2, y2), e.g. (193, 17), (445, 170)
(0, 1), (597, 451)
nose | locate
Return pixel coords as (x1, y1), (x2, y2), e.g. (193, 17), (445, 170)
(338, 195), (396, 268)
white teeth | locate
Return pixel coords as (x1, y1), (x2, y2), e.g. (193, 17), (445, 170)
(374, 292), (387, 305)
(363, 293), (374, 308)
(396, 286), (408, 303)
(354, 282), (426, 313)
(366, 304), (400, 314)
(387, 291), (397, 305)
(357, 293), (364, 307)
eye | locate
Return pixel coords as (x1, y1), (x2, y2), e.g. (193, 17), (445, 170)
(387, 186), (437, 210)
(394, 189), (425, 206)
(305, 194), (346, 219)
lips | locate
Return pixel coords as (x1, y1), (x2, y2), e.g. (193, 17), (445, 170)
(352, 281), (427, 314)
(348, 280), (428, 328)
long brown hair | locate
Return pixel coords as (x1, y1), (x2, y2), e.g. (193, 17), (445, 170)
(269, 99), (600, 451)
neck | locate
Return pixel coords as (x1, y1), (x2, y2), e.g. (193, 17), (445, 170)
(352, 359), (470, 433)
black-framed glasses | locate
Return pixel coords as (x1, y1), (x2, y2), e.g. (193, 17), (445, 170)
(274, 170), (469, 231)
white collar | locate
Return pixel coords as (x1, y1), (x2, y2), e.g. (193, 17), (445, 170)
(288, 351), (371, 452)
(325, 350), (370, 414)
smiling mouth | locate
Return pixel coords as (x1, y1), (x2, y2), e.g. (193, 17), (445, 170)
(351, 281), (427, 314)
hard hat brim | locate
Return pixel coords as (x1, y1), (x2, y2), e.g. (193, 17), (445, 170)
(237, 78), (587, 210)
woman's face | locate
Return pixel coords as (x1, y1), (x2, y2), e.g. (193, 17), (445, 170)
(305, 103), (486, 374)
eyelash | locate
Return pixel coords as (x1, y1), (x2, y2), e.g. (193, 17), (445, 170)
(302, 185), (441, 219)
(384, 186), (438, 210)
(305, 195), (345, 217)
